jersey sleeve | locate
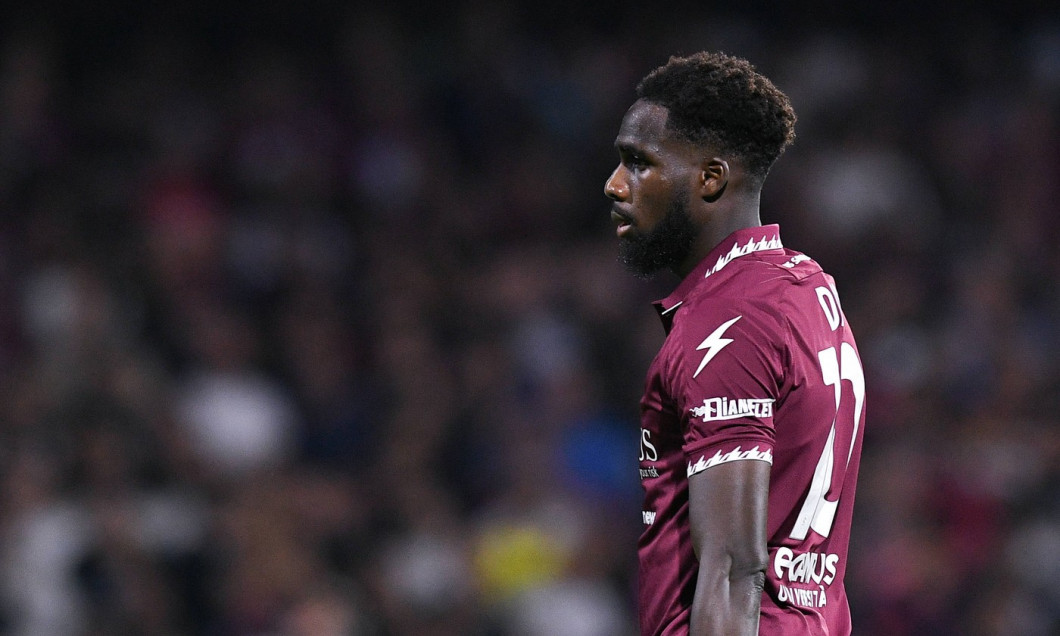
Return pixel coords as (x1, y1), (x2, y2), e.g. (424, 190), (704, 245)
(668, 300), (784, 478)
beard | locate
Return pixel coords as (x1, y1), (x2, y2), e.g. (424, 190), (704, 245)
(618, 194), (699, 279)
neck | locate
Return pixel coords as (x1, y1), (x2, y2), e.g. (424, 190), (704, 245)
(673, 191), (762, 278)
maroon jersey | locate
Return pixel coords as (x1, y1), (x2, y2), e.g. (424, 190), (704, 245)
(637, 225), (864, 635)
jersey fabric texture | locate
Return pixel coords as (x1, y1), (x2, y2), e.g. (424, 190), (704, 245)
(637, 225), (865, 636)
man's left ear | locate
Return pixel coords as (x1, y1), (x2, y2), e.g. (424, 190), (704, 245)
(700, 158), (729, 202)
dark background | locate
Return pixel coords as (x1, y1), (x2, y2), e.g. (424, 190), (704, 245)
(0, 1), (1058, 634)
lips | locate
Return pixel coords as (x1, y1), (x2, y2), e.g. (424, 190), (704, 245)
(611, 208), (634, 237)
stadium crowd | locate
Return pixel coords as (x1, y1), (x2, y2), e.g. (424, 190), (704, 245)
(0, 1), (1057, 634)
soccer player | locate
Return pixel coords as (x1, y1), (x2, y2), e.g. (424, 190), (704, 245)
(605, 52), (865, 635)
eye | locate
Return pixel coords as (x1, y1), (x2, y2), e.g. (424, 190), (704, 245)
(625, 153), (648, 171)
(615, 144), (651, 172)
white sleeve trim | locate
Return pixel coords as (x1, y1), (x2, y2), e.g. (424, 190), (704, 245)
(687, 445), (773, 478)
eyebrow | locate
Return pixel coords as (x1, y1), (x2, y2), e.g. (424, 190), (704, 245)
(615, 141), (646, 155)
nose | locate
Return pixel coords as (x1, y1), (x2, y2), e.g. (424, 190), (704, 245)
(604, 165), (628, 201)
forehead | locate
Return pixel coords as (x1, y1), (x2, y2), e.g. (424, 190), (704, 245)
(614, 99), (686, 155)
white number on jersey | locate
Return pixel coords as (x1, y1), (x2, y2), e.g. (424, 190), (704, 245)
(790, 286), (864, 541)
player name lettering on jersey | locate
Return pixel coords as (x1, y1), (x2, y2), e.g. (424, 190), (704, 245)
(773, 547), (839, 585)
(691, 396), (775, 421)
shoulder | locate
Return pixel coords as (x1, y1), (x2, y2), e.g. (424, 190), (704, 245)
(669, 251), (830, 353)
(665, 284), (786, 385)
(669, 296), (783, 366)
(754, 247), (828, 285)
(682, 250), (815, 321)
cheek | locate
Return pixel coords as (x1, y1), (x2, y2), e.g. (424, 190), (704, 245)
(635, 179), (673, 217)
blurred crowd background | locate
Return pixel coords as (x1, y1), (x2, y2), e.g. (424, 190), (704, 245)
(0, 1), (1058, 634)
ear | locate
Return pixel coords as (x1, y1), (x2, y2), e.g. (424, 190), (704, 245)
(699, 158), (729, 202)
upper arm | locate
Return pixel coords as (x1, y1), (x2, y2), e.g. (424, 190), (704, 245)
(688, 459), (770, 572)
(688, 459), (770, 636)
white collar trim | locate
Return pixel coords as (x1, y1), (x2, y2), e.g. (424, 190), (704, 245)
(704, 235), (783, 279)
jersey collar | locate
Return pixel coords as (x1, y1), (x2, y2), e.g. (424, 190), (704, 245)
(653, 224), (783, 330)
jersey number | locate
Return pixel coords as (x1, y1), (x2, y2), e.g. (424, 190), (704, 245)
(790, 287), (865, 540)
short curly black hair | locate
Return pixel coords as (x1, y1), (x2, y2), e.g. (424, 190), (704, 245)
(636, 51), (796, 180)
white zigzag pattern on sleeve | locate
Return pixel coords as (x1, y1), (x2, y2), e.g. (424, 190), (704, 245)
(687, 446), (774, 477)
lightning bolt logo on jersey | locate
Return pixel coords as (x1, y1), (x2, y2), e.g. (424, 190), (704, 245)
(693, 315), (741, 378)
